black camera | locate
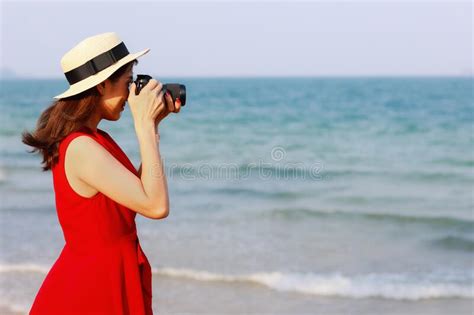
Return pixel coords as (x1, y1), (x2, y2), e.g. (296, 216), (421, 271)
(134, 74), (186, 106)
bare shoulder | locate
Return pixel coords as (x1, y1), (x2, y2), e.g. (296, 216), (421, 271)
(64, 135), (104, 198)
(67, 135), (104, 157)
(66, 135), (114, 177)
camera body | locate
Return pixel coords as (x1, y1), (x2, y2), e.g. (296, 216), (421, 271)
(134, 74), (186, 106)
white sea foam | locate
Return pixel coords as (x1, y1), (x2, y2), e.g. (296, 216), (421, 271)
(0, 263), (50, 274)
(2, 263), (471, 300)
(154, 267), (473, 300)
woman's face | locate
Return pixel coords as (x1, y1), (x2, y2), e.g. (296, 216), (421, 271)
(98, 66), (133, 121)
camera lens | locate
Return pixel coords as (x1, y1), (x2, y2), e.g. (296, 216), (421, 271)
(134, 74), (186, 106)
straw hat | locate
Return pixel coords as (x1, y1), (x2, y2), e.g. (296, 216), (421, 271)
(53, 32), (150, 99)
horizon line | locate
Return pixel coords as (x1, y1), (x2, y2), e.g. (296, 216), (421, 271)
(1, 74), (472, 80)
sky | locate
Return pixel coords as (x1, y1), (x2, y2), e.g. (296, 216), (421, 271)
(1, 0), (472, 78)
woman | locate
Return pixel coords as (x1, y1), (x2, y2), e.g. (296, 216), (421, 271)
(22, 32), (180, 314)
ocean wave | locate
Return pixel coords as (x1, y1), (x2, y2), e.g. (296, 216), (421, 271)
(4, 263), (470, 300)
(210, 187), (303, 199)
(0, 263), (50, 273)
(431, 158), (474, 168)
(431, 236), (474, 252)
(168, 163), (323, 181)
(155, 268), (472, 300)
(325, 169), (472, 183)
(166, 163), (472, 185)
(265, 208), (473, 231)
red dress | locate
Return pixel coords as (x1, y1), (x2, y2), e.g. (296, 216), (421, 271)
(30, 126), (153, 315)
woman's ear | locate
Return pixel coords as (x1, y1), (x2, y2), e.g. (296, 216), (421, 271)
(96, 80), (107, 96)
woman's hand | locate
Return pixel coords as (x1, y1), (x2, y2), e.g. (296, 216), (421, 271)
(154, 91), (182, 127)
(128, 79), (165, 129)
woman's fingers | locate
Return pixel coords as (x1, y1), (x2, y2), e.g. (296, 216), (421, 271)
(164, 92), (175, 112)
(174, 98), (181, 113)
(145, 79), (160, 92)
(164, 92), (182, 113)
(150, 90), (165, 118)
(153, 100), (167, 120)
(153, 100), (171, 125)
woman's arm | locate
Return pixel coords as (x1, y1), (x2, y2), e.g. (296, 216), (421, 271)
(67, 125), (168, 219)
(136, 121), (159, 178)
(136, 91), (176, 177)
(135, 122), (169, 217)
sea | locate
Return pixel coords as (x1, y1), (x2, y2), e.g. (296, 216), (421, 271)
(0, 77), (472, 314)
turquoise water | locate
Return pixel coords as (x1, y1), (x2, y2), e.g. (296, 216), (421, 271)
(0, 77), (472, 313)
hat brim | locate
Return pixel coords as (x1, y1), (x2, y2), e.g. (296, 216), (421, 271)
(53, 48), (150, 99)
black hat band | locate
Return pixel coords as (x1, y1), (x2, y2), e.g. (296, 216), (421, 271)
(64, 42), (129, 85)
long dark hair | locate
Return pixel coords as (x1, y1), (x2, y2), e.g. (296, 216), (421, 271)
(21, 59), (138, 171)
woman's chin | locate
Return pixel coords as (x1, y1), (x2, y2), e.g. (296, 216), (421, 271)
(103, 112), (122, 121)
